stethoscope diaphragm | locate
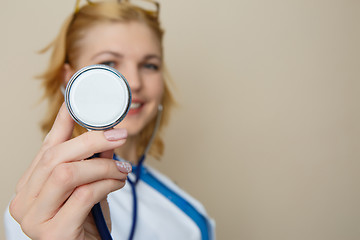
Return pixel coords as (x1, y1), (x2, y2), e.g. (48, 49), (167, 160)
(64, 64), (131, 130)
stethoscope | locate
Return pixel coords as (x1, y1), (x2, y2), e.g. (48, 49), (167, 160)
(64, 64), (163, 240)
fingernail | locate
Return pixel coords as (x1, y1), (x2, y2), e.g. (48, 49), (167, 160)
(104, 128), (127, 141)
(115, 161), (132, 173)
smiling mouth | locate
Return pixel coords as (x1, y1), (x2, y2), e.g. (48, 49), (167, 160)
(127, 102), (144, 115)
(130, 102), (142, 109)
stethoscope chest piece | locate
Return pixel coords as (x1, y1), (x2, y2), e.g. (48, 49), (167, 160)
(65, 65), (131, 130)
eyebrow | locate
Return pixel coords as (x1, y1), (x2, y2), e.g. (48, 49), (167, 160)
(91, 51), (123, 60)
(144, 54), (162, 61)
(92, 51), (162, 61)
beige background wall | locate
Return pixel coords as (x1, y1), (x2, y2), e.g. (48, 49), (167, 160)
(1, 0), (359, 239)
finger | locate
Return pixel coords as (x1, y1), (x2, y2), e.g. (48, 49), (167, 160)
(16, 103), (74, 193)
(52, 128), (127, 163)
(20, 184), (118, 240)
(43, 102), (75, 147)
(25, 128), (127, 200)
(28, 159), (131, 222)
(52, 178), (125, 233)
(11, 103), (76, 221)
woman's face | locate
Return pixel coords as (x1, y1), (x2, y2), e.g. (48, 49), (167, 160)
(67, 21), (164, 137)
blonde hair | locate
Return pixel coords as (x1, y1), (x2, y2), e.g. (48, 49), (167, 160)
(39, 1), (175, 159)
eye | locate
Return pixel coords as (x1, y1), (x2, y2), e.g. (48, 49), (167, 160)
(100, 61), (116, 68)
(143, 63), (160, 71)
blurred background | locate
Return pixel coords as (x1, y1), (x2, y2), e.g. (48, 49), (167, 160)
(1, 0), (359, 239)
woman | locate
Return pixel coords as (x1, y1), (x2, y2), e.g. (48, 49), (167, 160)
(4, 0), (215, 239)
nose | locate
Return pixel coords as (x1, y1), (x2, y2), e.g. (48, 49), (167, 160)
(122, 64), (142, 92)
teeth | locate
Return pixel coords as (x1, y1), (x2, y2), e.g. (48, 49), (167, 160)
(130, 102), (141, 109)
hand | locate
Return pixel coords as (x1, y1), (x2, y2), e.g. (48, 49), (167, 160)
(9, 103), (132, 240)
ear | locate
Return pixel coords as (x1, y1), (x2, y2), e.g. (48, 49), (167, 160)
(63, 63), (75, 85)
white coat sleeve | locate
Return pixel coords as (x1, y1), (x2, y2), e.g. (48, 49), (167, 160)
(3, 205), (31, 240)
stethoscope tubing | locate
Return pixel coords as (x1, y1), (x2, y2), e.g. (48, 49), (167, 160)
(92, 203), (113, 239)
